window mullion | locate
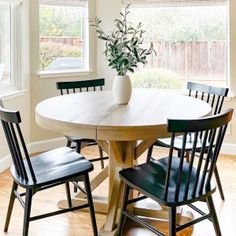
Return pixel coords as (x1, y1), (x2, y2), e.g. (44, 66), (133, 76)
(10, 3), (21, 89)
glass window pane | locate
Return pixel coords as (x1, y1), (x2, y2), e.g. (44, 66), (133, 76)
(0, 3), (11, 86)
(39, 3), (88, 72)
(128, 5), (228, 90)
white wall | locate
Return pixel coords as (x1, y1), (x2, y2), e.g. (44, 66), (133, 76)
(0, 94), (30, 172)
(96, 0), (121, 89)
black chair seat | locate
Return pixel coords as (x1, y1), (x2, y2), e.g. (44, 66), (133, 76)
(120, 157), (214, 207)
(11, 147), (93, 188)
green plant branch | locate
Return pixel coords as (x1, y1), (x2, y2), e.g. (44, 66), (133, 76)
(90, 4), (156, 76)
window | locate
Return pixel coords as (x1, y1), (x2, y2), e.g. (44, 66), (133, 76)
(0, 0), (21, 89)
(39, 0), (88, 73)
(123, 0), (229, 90)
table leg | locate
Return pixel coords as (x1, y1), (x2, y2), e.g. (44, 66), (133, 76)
(99, 141), (136, 235)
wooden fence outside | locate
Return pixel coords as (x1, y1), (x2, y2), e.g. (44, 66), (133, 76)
(144, 40), (227, 82)
(40, 36), (83, 48)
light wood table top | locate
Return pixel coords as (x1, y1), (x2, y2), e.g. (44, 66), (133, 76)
(36, 89), (211, 140)
(35, 89), (212, 236)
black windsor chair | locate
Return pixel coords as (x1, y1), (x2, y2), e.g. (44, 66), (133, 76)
(118, 108), (233, 236)
(0, 103), (98, 236)
(56, 78), (108, 169)
(147, 82), (229, 200)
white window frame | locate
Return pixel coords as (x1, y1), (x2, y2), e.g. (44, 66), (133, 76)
(0, 1), (22, 93)
(36, 0), (95, 78)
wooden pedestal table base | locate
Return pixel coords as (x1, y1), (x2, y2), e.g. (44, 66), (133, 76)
(58, 139), (194, 236)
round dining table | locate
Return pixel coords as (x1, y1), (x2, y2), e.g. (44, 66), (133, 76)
(35, 89), (211, 235)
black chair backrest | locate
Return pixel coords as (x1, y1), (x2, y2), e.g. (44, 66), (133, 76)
(56, 78), (105, 95)
(164, 108), (233, 202)
(0, 102), (36, 183)
(187, 82), (229, 115)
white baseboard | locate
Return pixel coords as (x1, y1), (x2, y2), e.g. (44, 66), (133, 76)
(0, 138), (235, 174)
(26, 138), (236, 156)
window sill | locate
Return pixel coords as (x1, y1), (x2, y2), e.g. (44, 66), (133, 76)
(137, 88), (235, 101)
(38, 69), (92, 79)
(0, 88), (27, 101)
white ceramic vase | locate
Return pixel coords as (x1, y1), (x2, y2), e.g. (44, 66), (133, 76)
(112, 75), (132, 105)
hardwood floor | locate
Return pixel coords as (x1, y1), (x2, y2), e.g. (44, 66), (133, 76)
(0, 146), (236, 236)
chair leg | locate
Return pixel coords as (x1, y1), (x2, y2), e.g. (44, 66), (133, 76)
(75, 141), (81, 153)
(84, 174), (98, 236)
(206, 195), (222, 236)
(118, 184), (130, 236)
(214, 166), (225, 201)
(23, 188), (33, 236)
(98, 146), (105, 169)
(4, 181), (18, 232)
(177, 150), (181, 157)
(186, 151), (190, 162)
(66, 140), (72, 147)
(74, 141), (82, 193)
(169, 207), (176, 236)
(65, 181), (72, 208)
(146, 145), (154, 162)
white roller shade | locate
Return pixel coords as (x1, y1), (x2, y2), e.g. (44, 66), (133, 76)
(122, 0), (228, 7)
(40, 0), (87, 7)
(0, 0), (22, 4)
